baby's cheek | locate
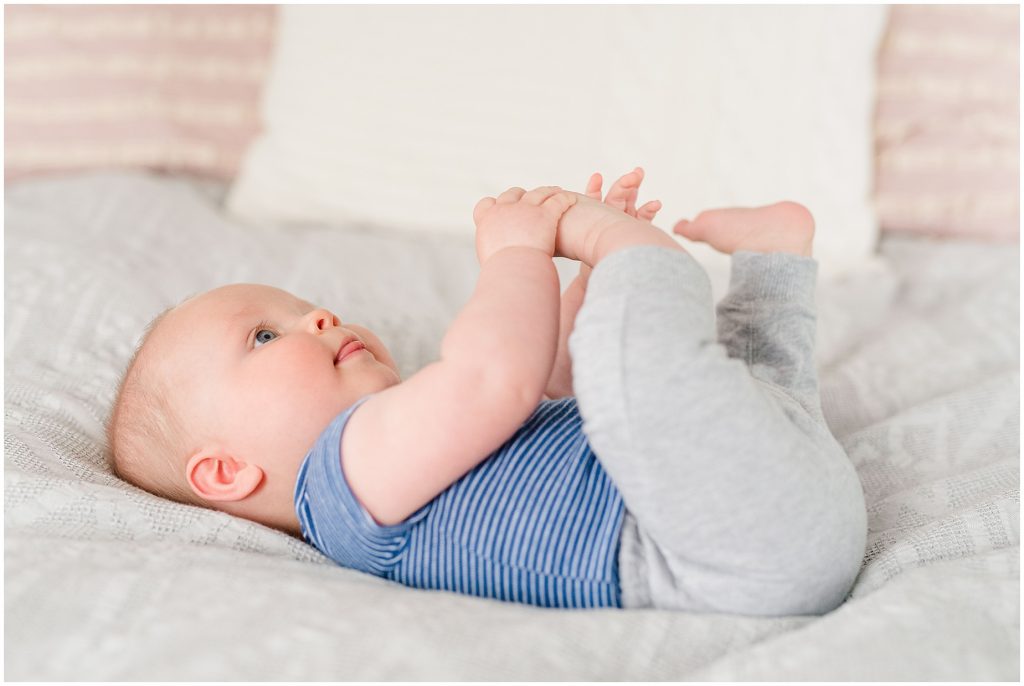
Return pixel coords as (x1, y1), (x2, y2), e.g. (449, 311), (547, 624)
(244, 341), (325, 406)
(236, 351), (341, 455)
(277, 344), (339, 407)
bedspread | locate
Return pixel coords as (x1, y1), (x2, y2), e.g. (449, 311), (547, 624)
(4, 172), (1018, 680)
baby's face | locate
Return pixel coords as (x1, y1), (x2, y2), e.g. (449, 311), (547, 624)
(155, 283), (401, 486)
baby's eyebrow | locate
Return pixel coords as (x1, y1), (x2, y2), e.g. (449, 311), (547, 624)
(227, 307), (264, 343)
(229, 305), (264, 322)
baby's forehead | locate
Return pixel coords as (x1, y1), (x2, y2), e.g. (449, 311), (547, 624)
(185, 283), (311, 319)
(155, 284), (313, 344)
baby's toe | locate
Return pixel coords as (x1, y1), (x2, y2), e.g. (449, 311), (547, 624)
(637, 200), (661, 222)
(605, 168), (643, 212)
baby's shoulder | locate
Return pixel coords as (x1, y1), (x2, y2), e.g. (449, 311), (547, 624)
(339, 364), (544, 526)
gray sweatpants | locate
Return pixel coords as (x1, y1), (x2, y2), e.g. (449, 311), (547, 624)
(568, 245), (868, 617)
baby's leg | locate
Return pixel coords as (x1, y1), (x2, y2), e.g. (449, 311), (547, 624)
(679, 203), (824, 419)
(568, 246), (867, 617)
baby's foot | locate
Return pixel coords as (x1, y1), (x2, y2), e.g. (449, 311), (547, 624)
(555, 169), (681, 267)
(586, 167), (662, 222)
(672, 201), (815, 257)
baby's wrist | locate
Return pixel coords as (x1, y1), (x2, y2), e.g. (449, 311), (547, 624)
(479, 243), (553, 265)
(477, 234), (554, 264)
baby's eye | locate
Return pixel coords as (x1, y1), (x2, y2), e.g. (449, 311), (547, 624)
(254, 329), (279, 347)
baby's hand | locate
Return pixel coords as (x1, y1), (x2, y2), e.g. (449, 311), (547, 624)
(473, 186), (577, 264)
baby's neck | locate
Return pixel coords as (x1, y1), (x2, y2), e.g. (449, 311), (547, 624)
(213, 467), (304, 539)
(268, 510), (303, 538)
(229, 500), (303, 538)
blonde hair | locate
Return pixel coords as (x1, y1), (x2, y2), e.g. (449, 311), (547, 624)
(106, 307), (207, 507)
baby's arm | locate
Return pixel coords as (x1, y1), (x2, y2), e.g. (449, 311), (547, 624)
(340, 187), (573, 526)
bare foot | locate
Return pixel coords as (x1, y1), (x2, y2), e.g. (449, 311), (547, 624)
(672, 201), (815, 257)
(586, 167), (662, 222)
(556, 167), (680, 266)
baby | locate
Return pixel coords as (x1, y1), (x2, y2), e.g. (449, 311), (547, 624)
(107, 169), (867, 616)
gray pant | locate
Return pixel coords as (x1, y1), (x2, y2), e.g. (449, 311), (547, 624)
(568, 246), (867, 616)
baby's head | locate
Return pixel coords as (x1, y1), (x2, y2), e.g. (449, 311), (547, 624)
(106, 283), (401, 534)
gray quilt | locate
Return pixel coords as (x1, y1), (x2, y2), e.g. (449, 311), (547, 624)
(5, 172), (1019, 680)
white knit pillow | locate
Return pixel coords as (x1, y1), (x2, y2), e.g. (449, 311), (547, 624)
(227, 5), (887, 275)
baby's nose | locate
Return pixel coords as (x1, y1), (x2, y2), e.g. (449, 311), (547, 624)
(307, 308), (340, 332)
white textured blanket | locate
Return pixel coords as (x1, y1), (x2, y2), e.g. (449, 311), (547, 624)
(5, 172), (1019, 680)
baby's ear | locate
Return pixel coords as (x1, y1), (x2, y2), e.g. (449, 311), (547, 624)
(185, 449), (264, 502)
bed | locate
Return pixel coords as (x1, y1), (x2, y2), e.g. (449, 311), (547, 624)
(4, 170), (1018, 680)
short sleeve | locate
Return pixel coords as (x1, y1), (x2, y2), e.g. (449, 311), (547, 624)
(293, 395), (427, 576)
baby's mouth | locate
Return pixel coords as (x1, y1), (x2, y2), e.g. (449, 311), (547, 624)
(335, 339), (366, 364)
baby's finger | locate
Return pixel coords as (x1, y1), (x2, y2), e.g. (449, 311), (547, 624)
(541, 190), (577, 218)
(637, 199), (662, 223)
(496, 187), (526, 204)
(585, 172), (603, 199)
(521, 185), (563, 206)
(473, 196), (496, 224)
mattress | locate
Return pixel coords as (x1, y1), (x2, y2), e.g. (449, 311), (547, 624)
(4, 171), (1019, 680)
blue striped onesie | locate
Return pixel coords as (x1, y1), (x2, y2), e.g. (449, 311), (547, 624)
(294, 395), (624, 608)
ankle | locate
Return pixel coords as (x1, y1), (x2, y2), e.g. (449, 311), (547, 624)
(591, 220), (685, 266)
(735, 235), (813, 257)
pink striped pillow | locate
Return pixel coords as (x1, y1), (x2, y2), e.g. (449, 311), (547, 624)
(874, 5), (1019, 241)
(4, 5), (275, 183)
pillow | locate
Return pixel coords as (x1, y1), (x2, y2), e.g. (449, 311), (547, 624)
(4, 5), (275, 182)
(226, 5), (888, 277)
(874, 5), (1019, 241)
